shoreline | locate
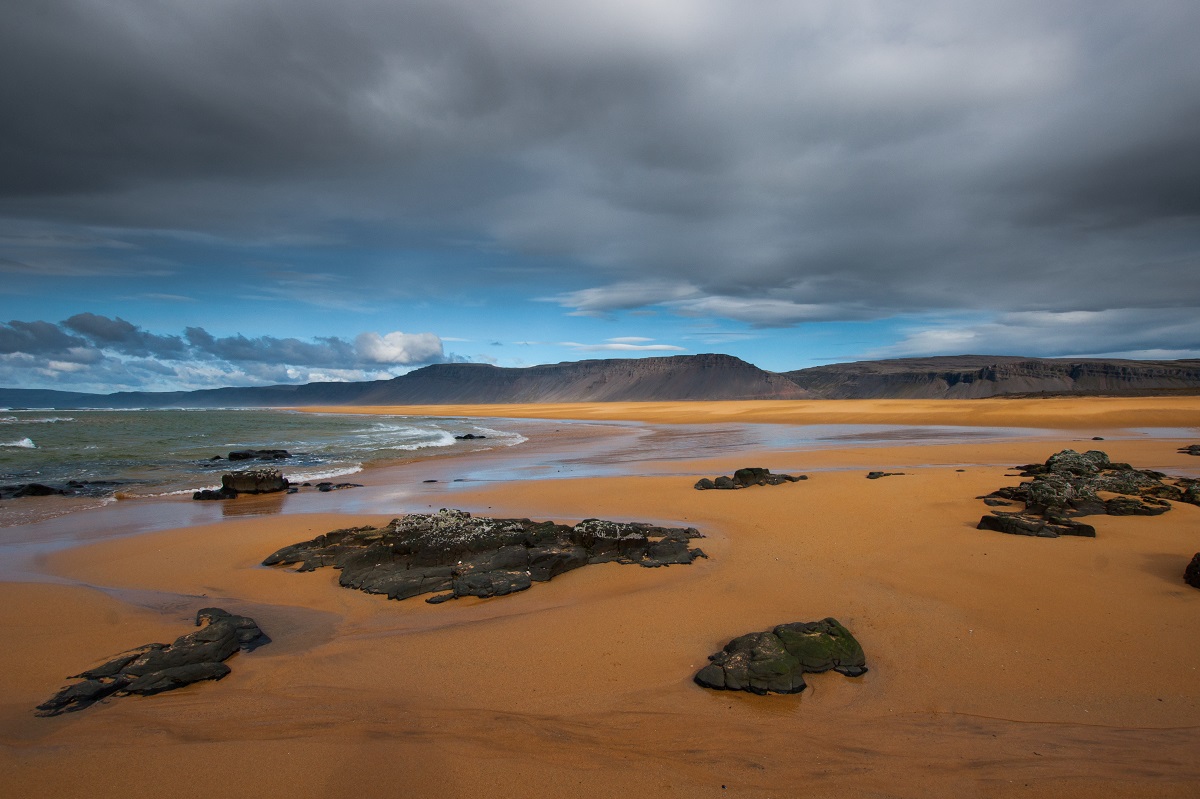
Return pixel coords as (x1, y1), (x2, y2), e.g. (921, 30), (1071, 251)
(2, 401), (1199, 797)
(297, 395), (1200, 429)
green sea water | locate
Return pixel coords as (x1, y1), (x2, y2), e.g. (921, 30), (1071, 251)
(0, 409), (524, 498)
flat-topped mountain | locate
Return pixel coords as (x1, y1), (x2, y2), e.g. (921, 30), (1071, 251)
(4, 354), (1200, 408)
(785, 356), (1200, 399)
(354, 353), (809, 403)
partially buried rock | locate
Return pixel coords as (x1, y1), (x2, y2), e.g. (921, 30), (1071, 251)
(193, 468), (289, 500)
(454, 434), (486, 440)
(4, 482), (68, 498)
(1179, 444), (1200, 456)
(976, 449), (1199, 538)
(694, 618), (867, 695)
(263, 508), (707, 604)
(1186, 554), (1200, 589)
(694, 467), (806, 490)
(315, 482), (362, 492)
(35, 608), (268, 716)
(866, 471), (905, 479)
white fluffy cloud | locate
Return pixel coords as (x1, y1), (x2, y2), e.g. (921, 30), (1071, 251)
(354, 331), (445, 364)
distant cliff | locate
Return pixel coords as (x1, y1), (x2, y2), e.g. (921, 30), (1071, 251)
(783, 356), (1200, 399)
(5, 354), (1200, 409)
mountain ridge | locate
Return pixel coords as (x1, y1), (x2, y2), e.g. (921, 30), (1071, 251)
(3, 353), (1200, 408)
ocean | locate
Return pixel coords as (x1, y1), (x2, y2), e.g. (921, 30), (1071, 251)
(0, 408), (526, 502)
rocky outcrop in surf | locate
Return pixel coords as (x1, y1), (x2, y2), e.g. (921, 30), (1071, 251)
(263, 508), (706, 604)
(693, 618), (867, 695)
(36, 608), (269, 716)
(193, 468), (289, 500)
(0, 480), (127, 500)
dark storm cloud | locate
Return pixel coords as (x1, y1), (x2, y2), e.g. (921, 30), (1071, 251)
(64, 313), (187, 358)
(0, 319), (89, 357)
(1, 0), (1198, 348)
(184, 327), (356, 367)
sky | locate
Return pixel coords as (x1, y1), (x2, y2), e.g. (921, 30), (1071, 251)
(2, 0), (1199, 393)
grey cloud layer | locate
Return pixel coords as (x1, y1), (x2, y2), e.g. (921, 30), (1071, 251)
(0, 316), (445, 391)
(1, 1), (1198, 334)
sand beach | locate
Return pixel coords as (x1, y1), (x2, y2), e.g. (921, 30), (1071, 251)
(2, 398), (1199, 798)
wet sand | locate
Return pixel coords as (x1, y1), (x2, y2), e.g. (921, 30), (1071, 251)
(300, 395), (1200, 429)
(2, 400), (1199, 798)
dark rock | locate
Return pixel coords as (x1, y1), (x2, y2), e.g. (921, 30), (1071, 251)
(1105, 496), (1170, 516)
(316, 482), (362, 492)
(194, 469), (289, 500)
(1185, 553), (1200, 589)
(1092, 437), (1105, 440)
(124, 663), (232, 695)
(36, 608), (267, 716)
(982, 498), (1013, 507)
(694, 467), (806, 490)
(11, 483), (67, 498)
(193, 487), (236, 500)
(62, 480), (128, 497)
(694, 618), (867, 695)
(1178, 444), (1200, 456)
(978, 513), (1050, 537)
(423, 479), (438, 483)
(866, 471), (905, 479)
(263, 508), (706, 604)
(978, 449), (1195, 539)
(228, 449), (291, 461)
(454, 434), (487, 440)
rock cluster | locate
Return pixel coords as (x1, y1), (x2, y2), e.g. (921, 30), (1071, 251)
(694, 467), (806, 490)
(263, 508), (706, 604)
(1179, 444), (1200, 456)
(977, 449), (1200, 538)
(694, 618), (867, 695)
(36, 608), (268, 716)
(193, 469), (290, 500)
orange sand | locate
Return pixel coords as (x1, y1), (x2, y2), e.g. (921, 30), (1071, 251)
(2, 401), (1199, 798)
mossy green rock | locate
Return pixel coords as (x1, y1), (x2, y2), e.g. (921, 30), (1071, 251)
(694, 617), (867, 695)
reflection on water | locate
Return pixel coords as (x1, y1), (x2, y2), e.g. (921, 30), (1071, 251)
(220, 491), (287, 517)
